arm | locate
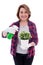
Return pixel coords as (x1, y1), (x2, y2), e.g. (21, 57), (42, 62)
(29, 23), (38, 47)
(2, 22), (15, 38)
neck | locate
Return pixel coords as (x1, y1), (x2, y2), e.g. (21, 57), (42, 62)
(20, 20), (28, 26)
(20, 20), (28, 23)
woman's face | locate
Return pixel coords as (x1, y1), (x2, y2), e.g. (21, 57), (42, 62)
(19, 8), (29, 21)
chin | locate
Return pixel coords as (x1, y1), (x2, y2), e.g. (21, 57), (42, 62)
(21, 19), (27, 21)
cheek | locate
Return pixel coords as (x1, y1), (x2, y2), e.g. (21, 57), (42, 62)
(19, 13), (29, 19)
(19, 14), (21, 17)
(26, 13), (28, 16)
(25, 14), (29, 18)
(19, 14), (28, 17)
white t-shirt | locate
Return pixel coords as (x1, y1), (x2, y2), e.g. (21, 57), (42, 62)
(16, 25), (30, 54)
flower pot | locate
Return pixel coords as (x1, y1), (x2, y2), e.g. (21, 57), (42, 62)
(20, 39), (29, 50)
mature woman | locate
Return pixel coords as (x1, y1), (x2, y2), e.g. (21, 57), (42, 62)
(2, 4), (38, 65)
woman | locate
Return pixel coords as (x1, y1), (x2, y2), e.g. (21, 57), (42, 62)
(2, 4), (38, 65)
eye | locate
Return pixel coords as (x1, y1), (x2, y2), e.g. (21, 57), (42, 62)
(20, 11), (23, 14)
(25, 11), (28, 13)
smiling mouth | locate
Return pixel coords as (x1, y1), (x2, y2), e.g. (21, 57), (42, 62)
(21, 16), (27, 18)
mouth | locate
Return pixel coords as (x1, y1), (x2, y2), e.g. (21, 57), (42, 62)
(21, 16), (27, 18)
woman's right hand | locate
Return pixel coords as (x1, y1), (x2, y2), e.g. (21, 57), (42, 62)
(2, 31), (7, 38)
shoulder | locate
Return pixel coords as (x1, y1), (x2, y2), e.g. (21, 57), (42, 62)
(29, 20), (36, 27)
(12, 21), (19, 24)
(9, 20), (19, 27)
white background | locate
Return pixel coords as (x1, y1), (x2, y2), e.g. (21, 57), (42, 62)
(0, 0), (43, 65)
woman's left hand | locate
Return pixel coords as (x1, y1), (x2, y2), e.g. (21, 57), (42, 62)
(29, 42), (35, 47)
(28, 42), (35, 48)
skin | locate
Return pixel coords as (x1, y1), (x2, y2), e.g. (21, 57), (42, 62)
(2, 31), (7, 37)
(19, 7), (35, 46)
(2, 7), (35, 46)
(19, 8), (29, 22)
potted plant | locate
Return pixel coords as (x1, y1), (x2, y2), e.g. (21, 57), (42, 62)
(19, 31), (31, 50)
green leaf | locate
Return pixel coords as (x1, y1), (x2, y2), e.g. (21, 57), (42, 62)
(19, 31), (31, 40)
